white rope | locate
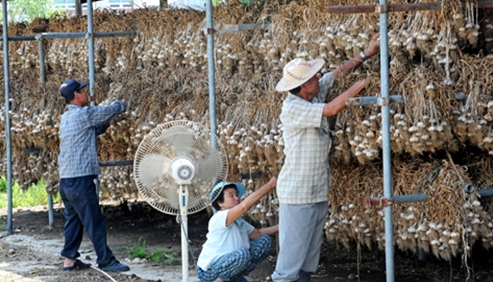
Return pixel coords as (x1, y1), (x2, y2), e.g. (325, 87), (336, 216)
(90, 266), (118, 282)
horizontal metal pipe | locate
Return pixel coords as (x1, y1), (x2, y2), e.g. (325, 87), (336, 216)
(392, 194), (427, 203)
(239, 172), (262, 180)
(21, 147), (43, 154)
(2, 36), (35, 41)
(325, 2), (441, 14)
(347, 95), (403, 106)
(478, 0), (493, 8)
(94, 31), (137, 38)
(454, 92), (466, 100)
(325, 4), (377, 14)
(326, 1), (493, 14)
(347, 92), (466, 106)
(99, 160), (134, 167)
(477, 189), (493, 197)
(218, 23), (270, 33)
(1, 31), (136, 42)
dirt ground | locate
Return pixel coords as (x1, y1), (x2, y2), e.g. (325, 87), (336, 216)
(1, 201), (493, 282)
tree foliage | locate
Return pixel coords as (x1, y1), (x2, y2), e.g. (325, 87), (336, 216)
(1, 0), (56, 23)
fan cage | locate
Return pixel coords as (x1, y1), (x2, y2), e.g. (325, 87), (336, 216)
(133, 120), (228, 215)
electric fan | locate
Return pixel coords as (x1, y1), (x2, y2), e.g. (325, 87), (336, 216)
(133, 120), (228, 281)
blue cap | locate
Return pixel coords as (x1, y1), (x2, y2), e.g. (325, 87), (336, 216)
(59, 78), (89, 97)
(209, 181), (246, 203)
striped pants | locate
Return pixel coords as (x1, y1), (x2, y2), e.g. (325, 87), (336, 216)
(196, 235), (272, 282)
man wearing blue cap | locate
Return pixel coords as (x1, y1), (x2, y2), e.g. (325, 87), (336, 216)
(196, 176), (278, 282)
(58, 78), (129, 272)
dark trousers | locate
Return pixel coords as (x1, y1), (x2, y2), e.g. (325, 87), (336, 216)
(59, 175), (114, 266)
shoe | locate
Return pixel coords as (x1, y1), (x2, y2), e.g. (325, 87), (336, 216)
(99, 259), (130, 272)
(238, 277), (248, 282)
(63, 259), (91, 271)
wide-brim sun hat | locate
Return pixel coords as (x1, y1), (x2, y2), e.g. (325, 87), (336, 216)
(209, 181), (246, 203)
(275, 58), (325, 92)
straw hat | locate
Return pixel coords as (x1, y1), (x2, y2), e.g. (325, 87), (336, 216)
(275, 58), (325, 92)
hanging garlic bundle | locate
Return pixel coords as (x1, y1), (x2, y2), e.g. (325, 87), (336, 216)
(454, 2), (480, 47)
(330, 107), (349, 165)
(326, 158), (493, 262)
(348, 113), (381, 164)
(217, 120), (284, 179)
(327, 165), (384, 250)
(262, 31), (281, 71)
(100, 166), (135, 197)
(395, 205), (419, 252)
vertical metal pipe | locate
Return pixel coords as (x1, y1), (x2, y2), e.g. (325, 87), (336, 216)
(48, 194), (54, 226)
(87, 0), (95, 106)
(2, 0), (13, 235)
(75, 0), (82, 16)
(179, 185), (189, 282)
(205, 0), (217, 149)
(379, 1), (394, 281)
(37, 37), (46, 86)
(180, 215), (189, 281)
(36, 37), (47, 225)
(87, 0), (99, 196)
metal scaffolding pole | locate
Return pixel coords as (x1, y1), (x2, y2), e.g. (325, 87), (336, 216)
(206, 0), (217, 151)
(377, 1), (395, 281)
(2, 0), (13, 236)
(87, 0), (96, 104)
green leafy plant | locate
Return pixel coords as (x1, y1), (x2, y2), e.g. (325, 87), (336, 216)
(0, 176), (6, 193)
(126, 237), (181, 266)
(0, 178), (60, 209)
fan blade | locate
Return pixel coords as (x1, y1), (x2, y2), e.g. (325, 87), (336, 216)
(136, 154), (172, 188)
(194, 148), (226, 182)
(159, 126), (196, 156)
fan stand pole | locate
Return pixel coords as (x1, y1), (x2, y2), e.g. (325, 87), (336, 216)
(178, 184), (189, 282)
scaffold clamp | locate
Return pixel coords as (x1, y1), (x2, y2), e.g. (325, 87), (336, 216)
(364, 196), (393, 208)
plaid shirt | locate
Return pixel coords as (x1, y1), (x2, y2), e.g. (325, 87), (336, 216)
(58, 101), (125, 179)
(277, 73), (335, 204)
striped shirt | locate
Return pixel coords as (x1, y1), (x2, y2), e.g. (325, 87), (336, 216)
(277, 72), (335, 204)
(58, 101), (125, 179)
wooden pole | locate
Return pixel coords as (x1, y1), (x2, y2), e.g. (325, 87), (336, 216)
(325, 1), (493, 14)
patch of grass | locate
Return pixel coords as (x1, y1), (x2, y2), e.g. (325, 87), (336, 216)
(0, 217), (5, 232)
(0, 176), (7, 193)
(0, 177), (60, 209)
(126, 237), (181, 266)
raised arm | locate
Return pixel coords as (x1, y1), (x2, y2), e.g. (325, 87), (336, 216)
(322, 77), (371, 117)
(332, 32), (380, 80)
(226, 176), (277, 226)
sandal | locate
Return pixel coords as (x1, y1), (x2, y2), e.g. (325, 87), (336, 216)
(63, 259), (91, 271)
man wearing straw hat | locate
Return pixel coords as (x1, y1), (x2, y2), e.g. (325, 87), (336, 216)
(272, 33), (380, 282)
